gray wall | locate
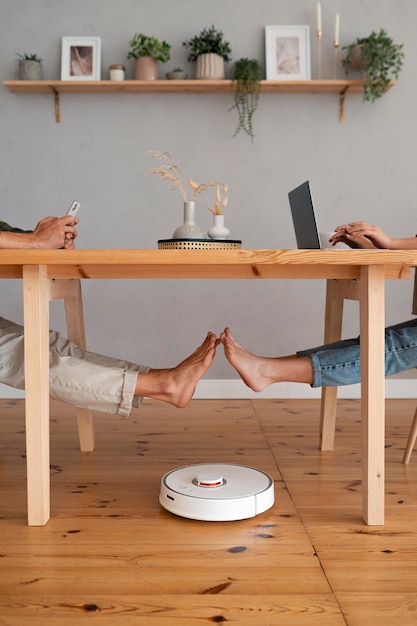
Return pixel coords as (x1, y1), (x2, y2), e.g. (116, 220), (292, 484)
(1, 0), (416, 385)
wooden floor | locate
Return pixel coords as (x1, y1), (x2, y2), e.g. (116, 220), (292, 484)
(1, 397), (417, 625)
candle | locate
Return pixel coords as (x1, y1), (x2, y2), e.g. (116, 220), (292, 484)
(334, 13), (340, 43)
(317, 2), (322, 33)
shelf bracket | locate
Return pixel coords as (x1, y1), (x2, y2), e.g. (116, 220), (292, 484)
(339, 86), (348, 123)
(49, 86), (61, 123)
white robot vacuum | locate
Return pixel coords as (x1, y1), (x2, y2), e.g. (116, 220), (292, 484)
(159, 463), (274, 521)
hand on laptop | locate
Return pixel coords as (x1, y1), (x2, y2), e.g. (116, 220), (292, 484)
(331, 222), (386, 249)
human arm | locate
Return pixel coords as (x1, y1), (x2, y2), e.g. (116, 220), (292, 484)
(0, 216), (78, 249)
(330, 222), (417, 250)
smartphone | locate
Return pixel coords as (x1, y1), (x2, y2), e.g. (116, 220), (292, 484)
(66, 200), (80, 217)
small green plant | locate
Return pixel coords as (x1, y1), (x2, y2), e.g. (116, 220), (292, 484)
(342, 29), (404, 103)
(183, 25), (232, 62)
(127, 33), (171, 63)
(16, 53), (42, 62)
(229, 58), (262, 142)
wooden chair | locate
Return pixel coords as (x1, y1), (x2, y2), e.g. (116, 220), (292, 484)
(47, 278), (94, 452)
(319, 271), (417, 464)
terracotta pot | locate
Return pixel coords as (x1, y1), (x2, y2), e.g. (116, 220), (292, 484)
(134, 57), (158, 80)
(349, 45), (364, 71)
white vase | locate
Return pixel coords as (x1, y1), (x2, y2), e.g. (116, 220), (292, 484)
(207, 214), (230, 240)
(195, 53), (225, 79)
(172, 201), (204, 239)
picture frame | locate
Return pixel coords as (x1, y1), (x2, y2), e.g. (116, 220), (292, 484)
(61, 36), (101, 80)
(265, 26), (311, 80)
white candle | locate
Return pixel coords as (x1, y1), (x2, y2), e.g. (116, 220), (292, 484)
(317, 2), (322, 32)
(334, 13), (340, 43)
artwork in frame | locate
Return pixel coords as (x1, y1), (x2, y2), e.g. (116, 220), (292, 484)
(265, 26), (311, 80)
(61, 36), (101, 80)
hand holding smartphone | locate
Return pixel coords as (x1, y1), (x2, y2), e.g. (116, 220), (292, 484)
(66, 201), (80, 217)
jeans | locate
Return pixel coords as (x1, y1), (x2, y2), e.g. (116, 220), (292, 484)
(0, 316), (149, 417)
(297, 318), (417, 388)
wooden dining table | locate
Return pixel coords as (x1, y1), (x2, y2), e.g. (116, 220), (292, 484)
(1, 247), (417, 527)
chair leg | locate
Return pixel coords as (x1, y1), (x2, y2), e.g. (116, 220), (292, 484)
(49, 279), (95, 452)
(402, 406), (417, 464)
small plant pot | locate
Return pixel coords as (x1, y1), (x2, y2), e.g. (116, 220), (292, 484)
(19, 60), (43, 80)
(348, 45), (364, 71)
(195, 53), (225, 79)
(134, 57), (158, 80)
(166, 70), (188, 80)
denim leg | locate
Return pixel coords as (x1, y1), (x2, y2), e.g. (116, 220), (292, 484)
(297, 318), (417, 388)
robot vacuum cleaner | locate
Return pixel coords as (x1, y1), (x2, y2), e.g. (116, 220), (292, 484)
(159, 463), (274, 521)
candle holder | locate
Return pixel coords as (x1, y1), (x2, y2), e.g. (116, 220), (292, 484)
(333, 40), (339, 79)
(317, 30), (322, 79)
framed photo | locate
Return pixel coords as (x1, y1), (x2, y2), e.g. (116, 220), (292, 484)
(265, 26), (310, 80)
(61, 36), (101, 80)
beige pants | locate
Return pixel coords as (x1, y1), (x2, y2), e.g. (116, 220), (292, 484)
(0, 316), (149, 417)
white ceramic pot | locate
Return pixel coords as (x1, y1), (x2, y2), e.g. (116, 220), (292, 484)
(195, 53), (225, 79)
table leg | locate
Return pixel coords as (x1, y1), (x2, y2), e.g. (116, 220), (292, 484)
(360, 265), (385, 525)
(23, 265), (50, 526)
(320, 279), (345, 451)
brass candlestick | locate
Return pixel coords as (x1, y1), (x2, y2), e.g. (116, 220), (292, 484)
(317, 30), (322, 79)
(333, 40), (339, 79)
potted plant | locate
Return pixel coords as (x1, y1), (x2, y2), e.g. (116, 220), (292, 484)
(183, 25), (231, 79)
(127, 33), (171, 80)
(166, 66), (188, 80)
(342, 29), (404, 103)
(229, 58), (262, 142)
(16, 53), (43, 80)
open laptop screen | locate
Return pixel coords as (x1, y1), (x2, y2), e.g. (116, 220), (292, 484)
(288, 180), (321, 249)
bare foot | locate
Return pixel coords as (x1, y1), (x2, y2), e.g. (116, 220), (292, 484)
(220, 327), (276, 392)
(135, 332), (219, 407)
(220, 327), (313, 389)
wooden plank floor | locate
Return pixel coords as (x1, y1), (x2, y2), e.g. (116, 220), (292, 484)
(1, 397), (417, 625)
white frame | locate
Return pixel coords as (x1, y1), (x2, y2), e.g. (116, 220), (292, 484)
(265, 26), (310, 80)
(61, 36), (101, 80)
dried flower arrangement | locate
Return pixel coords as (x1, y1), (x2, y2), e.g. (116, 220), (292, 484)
(146, 150), (228, 215)
(198, 181), (228, 215)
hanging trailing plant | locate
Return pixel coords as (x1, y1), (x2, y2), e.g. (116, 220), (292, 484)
(342, 29), (404, 103)
(229, 58), (262, 142)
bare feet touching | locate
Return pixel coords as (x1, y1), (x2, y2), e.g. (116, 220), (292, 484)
(135, 332), (220, 408)
(220, 327), (313, 390)
(136, 327), (314, 406)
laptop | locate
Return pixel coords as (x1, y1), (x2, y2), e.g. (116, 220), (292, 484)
(288, 180), (321, 249)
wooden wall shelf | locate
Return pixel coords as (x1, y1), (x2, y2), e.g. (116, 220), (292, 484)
(3, 79), (394, 123)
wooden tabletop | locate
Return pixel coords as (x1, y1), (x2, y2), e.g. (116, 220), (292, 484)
(0, 248), (416, 280)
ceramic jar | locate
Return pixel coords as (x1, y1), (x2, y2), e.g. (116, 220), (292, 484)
(207, 214), (230, 240)
(172, 201), (204, 239)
